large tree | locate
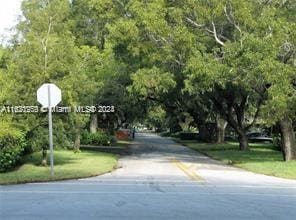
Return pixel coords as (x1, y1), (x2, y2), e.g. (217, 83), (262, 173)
(257, 0), (296, 160)
(6, 0), (95, 160)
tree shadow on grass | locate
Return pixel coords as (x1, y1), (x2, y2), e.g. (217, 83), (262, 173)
(207, 149), (283, 164)
(23, 151), (83, 166)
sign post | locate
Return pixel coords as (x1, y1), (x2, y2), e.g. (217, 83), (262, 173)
(37, 83), (61, 176)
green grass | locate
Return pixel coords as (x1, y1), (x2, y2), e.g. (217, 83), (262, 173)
(175, 139), (296, 180)
(0, 150), (118, 185)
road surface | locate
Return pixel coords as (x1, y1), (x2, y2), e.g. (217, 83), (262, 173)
(1, 133), (296, 219)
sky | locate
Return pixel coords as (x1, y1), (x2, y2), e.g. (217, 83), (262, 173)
(0, 0), (23, 41)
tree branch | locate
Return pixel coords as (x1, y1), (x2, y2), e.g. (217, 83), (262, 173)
(224, 5), (243, 48)
(224, 5), (242, 35)
(246, 98), (264, 130)
(185, 17), (205, 28)
(211, 21), (225, 46)
(42, 16), (53, 76)
(185, 16), (214, 35)
(185, 16), (226, 46)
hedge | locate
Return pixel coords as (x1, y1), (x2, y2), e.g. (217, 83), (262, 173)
(81, 131), (112, 146)
(0, 126), (26, 172)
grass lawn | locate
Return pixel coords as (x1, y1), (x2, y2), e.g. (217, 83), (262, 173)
(175, 139), (296, 180)
(0, 150), (118, 185)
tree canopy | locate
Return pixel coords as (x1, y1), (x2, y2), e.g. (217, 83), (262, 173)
(0, 0), (295, 161)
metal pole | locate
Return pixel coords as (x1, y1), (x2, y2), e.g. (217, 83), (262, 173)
(48, 84), (54, 176)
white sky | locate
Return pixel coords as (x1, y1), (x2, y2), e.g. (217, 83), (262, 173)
(0, 0), (23, 41)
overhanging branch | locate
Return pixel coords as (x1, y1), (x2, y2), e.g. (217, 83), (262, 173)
(211, 22), (225, 46)
(185, 16), (225, 46)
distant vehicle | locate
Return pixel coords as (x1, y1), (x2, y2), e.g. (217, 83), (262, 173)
(246, 132), (273, 143)
(115, 128), (132, 140)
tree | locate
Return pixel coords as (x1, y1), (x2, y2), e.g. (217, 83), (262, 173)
(2, 0), (295, 161)
(72, 0), (138, 133)
(183, 0), (274, 150)
(0, 46), (12, 106)
(256, 0), (296, 160)
(6, 0), (89, 161)
(145, 105), (166, 132)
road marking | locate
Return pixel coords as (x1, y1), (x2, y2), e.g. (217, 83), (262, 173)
(188, 164), (198, 170)
(170, 158), (204, 181)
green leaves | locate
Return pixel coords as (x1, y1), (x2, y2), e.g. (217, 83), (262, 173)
(129, 66), (176, 99)
(185, 51), (227, 92)
(0, 123), (26, 172)
(145, 105), (166, 131)
(0, 0), (294, 157)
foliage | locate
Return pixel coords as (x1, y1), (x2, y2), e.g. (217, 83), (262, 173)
(179, 132), (199, 140)
(81, 131), (112, 146)
(178, 112), (195, 132)
(129, 67), (176, 100)
(145, 105), (167, 132)
(0, 0), (295, 162)
(183, 0), (295, 152)
(0, 123), (26, 172)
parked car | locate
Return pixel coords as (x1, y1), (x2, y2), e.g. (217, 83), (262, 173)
(115, 129), (132, 140)
(246, 132), (273, 143)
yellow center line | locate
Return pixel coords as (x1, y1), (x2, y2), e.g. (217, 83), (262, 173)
(170, 158), (204, 182)
(188, 164), (198, 170)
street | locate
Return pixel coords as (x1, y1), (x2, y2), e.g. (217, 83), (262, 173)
(1, 133), (296, 220)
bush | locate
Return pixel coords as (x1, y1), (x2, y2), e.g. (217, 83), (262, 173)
(160, 132), (180, 138)
(0, 127), (26, 172)
(272, 134), (282, 151)
(160, 132), (171, 137)
(81, 131), (92, 145)
(26, 119), (72, 152)
(179, 132), (199, 140)
(25, 126), (48, 153)
(81, 131), (112, 146)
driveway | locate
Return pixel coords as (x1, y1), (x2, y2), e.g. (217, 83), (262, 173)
(1, 133), (296, 219)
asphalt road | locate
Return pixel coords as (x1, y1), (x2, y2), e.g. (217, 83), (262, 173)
(1, 133), (296, 220)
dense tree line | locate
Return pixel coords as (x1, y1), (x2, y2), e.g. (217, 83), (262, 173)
(0, 0), (295, 162)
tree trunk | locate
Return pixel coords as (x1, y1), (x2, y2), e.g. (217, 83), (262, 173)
(238, 130), (249, 151)
(90, 113), (98, 134)
(74, 133), (81, 152)
(280, 116), (296, 161)
(195, 116), (208, 142)
(41, 147), (47, 166)
(216, 116), (227, 144)
(198, 124), (208, 141)
(169, 117), (182, 133)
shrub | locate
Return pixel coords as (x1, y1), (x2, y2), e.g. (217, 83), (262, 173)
(0, 126), (26, 172)
(81, 131), (112, 146)
(25, 126), (48, 153)
(26, 120), (72, 152)
(272, 134), (282, 151)
(160, 132), (171, 137)
(91, 133), (111, 146)
(160, 132), (180, 138)
(81, 131), (92, 145)
(179, 132), (199, 140)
